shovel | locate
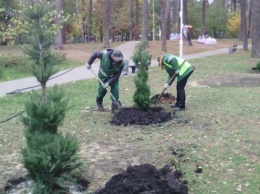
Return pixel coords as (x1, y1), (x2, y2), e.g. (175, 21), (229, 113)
(156, 74), (177, 103)
(89, 69), (123, 108)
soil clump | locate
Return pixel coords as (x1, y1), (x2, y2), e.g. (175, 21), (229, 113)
(94, 163), (188, 194)
(151, 93), (176, 105)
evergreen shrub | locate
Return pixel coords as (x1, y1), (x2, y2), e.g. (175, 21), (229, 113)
(132, 42), (152, 110)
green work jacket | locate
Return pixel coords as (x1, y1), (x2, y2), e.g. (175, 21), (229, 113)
(162, 54), (194, 83)
(98, 50), (125, 83)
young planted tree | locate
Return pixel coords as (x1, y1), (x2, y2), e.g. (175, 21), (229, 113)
(132, 41), (152, 110)
(20, 3), (83, 193)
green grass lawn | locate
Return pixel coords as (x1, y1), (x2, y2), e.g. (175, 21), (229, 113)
(0, 42), (123, 82)
(0, 49), (259, 193)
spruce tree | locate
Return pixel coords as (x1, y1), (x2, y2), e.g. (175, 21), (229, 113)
(132, 41), (152, 110)
(21, 3), (58, 102)
(20, 3), (83, 193)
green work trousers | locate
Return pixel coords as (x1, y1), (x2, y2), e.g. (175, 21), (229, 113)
(97, 77), (120, 101)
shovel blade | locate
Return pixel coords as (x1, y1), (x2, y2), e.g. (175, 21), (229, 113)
(112, 100), (123, 112)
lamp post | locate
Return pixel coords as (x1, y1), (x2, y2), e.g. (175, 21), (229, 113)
(179, 0), (183, 58)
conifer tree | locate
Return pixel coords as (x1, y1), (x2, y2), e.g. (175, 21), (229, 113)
(20, 3), (83, 193)
(21, 2), (58, 102)
(132, 41), (152, 110)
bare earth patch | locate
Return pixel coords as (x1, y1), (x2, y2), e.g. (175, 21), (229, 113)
(190, 73), (260, 88)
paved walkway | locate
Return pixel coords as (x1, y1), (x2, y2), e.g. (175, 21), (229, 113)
(0, 42), (242, 97)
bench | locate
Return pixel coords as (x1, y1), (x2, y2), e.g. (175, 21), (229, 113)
(129, 65), (137, 73)
(229, 44), (237, 53)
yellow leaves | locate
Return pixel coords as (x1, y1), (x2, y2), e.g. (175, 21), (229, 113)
(0, 4), (70, 43)
(226, 11), (240, 35)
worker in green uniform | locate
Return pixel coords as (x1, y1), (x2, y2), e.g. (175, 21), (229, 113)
(157, 54), (194, 111)
(86, 49), (125, 111)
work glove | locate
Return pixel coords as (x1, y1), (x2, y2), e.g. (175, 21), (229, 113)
(103, 82), (109, 89)
(86, 63), (91, 70)
(164, 83), (170, 89)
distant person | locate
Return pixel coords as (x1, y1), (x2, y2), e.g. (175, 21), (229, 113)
(86, 49), (125, 112)
(157, 54), (194, 111)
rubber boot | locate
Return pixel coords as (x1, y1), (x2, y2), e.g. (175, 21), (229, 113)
(96, 97), (105, 111)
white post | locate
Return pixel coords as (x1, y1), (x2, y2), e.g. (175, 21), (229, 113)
(153, 0), (155, 41)
(179, 0), (183, 58)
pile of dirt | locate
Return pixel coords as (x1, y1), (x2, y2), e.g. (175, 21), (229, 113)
(110, 93), (176, 126)
(151, 93), (176, 105)
(94, 163), (188, 194)
(110, 106), (172, 126)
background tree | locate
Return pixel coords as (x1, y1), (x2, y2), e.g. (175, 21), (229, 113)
(129, 0), (133, 41)
(201, 0), (206, 35)
(240, 0), (248, 50)
(141, 0), (149, 46)
(87, 0), (93, 42)
(248, 0), (252, 38)
(104, 0), (111, 48)
(135, 0), (140, 40)
(0, 0), (255, 45)
(166, 0), (171, 40)
(206, 0), (228, 38)
(54, 0), (64, 50)
(183, 0), (188, 25)
(222, 0), (228, 10)
(75, 0), (84, 41)
(171, 0), (179, 34)
(251, 0), (260, 57)
(160, 0), (167, 51)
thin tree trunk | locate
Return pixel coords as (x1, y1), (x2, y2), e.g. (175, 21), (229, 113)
(104, 0), (110, 48)
(129, 0), (133, 41)
(87, 0), (93, 43)
(166, 0), (170, 40)
(251, 0), (260, 57)
(171, 0), (178, 34)
(248, 0), (252, 38)
(240, 0), (248, 50)
(54, 0), (64, 50)
(201, 0), (206, 35)
(141, 0), (148, 47)
(160, 0), (167, 51)
(81, 0), (86, 39)
(135, 0), (139, 40)
(75, 0), (84, 41)
(183, 0), (187, 25)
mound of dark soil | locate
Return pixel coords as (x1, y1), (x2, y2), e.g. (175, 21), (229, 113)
(94, 163), (188, 194)
(110, 106), (172, 126)
(151, 93), (176, 105)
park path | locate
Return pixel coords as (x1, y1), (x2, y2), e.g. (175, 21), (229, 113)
(0, 41), (242, 97)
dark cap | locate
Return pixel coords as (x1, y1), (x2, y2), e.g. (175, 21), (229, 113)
(112, 50), (124, 61)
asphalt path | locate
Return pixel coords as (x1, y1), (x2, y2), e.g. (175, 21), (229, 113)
(0, 41), (242, 97)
